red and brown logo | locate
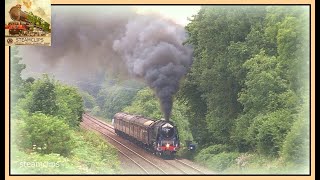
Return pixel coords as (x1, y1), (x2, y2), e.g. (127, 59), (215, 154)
(7, 38), (13, 44)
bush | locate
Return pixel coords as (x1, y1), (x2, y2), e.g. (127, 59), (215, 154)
(19, 75), (84, 127)
(70, 130), (121, 174)
(91, 105), (101, 116)
(18, 113), (74, 156)
(201, 144), (230, 155)
(55, 84), (84, 127)
(247, 109), (294, 156)
(282, 117), (309, 166)
(80, 91), (96, 110)
(103, 86), (140, 119)
(232, 113), (256, 152)
(11, 147), (77, 174)
(12, 128), (121, 174)
(27, 75), (58, 115)
(223, 153), (290, 174)
(176, 148), (196, 160)
(200, 152), (240, 172)
(195, 144), (230, 163)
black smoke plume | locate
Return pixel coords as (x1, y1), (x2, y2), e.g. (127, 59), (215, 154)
(19, 6), (193, 120)
(113, 15), (193, 120)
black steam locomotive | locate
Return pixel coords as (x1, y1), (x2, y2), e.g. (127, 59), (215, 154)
(113, 112), (180, 157)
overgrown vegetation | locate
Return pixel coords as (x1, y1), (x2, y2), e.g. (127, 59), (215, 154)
(11, 48), (121, 174)
(178, 6), (309, 173)
(78, 76), (144, 120)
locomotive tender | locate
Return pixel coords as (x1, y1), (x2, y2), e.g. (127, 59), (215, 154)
(113, 112), (180, 157)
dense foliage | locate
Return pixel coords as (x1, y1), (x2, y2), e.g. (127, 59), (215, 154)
(78, 76), (144, 119)
(179, 6), (309, 173)
(11, 130), (121, 174)
(11, 48), (121, 174)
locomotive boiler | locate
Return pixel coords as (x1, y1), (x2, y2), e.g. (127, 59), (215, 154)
(113, 112), (180, 158)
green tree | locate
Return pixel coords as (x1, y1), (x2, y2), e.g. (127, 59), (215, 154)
(27, 75), (58, 115)
(123, 88), (162, 119)
(265, 6), (309, 95)
(80, 91), (96, 110)
(238, 51), (297, 115)
(103, 86), (138, 119)
(281, 97), (309, 166)
(182, 6), (267, 146)
(56, 83), (84, 127)
(94, 79), (143, 119)
(11, 47), (26, 106)
(234, 51), (299, 153)
(250, 110), (294, 155)
(17, 112), (74, 156)
(18, 75), (84, 127)
(178, 72), (210, 146)
(182, 6), (309, 160)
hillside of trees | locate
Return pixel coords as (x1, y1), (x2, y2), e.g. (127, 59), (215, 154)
(176, 6), (309, 173)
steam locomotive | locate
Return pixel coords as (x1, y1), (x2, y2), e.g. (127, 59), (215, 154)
(5, 4), (50, 36)
(113, 112), (180, 158)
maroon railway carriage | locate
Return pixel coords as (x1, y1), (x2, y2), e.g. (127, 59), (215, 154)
(113, 112), (180, 157)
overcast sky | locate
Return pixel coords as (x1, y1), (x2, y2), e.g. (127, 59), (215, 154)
(6, 3), (201, 27)
(133, 6), (201, 26)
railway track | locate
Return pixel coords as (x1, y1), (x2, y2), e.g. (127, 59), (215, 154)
(82, 114), (167, 174)
(82, 113), (114, 130)
(80, 125), (149, 174)
(173, 159), (205, 174)
(82, 113), (209, 174)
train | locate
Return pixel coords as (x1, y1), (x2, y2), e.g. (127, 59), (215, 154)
(5, 4), (50, 36)
(113, 112), (180, 158)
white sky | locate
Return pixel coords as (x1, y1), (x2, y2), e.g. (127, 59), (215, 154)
(5, 3), (200, 26)
(133, 6), (201, 26)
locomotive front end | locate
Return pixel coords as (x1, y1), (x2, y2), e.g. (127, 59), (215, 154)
(155, 122), (180, 158)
